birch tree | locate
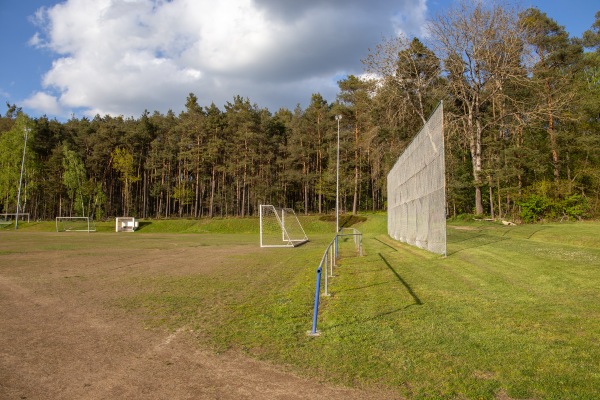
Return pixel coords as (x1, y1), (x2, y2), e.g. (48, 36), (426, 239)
(428, 0), (527, 214)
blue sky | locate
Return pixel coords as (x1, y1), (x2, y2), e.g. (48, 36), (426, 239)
(0, 0), (598, 121)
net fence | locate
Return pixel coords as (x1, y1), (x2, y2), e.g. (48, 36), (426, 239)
(387, 102), (446, 255)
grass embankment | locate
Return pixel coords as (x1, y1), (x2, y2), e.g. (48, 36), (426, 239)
(5, 213), (349, 234)
(8, 214), (599, 398)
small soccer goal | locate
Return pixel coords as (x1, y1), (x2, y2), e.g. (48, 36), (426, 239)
(1, 213), (29, 229)
(259, 205), (308, 247)
(56, 216), (96, 232)
(116, 217), (138, 232)
(0, 213), (30, 223)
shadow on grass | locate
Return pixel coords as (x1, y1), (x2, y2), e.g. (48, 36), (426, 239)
(336, 280), (394, 293)
(324, 255), (422, 331)
(0, 222), (13, 229)
(447, 232), (486, 244)
(501, 225), (550, 239)
(446, 234), (509, 256)
(326, 307), (406, 330)
(373, 237), (399, 251)
(136, 221), (152, 231)
(378, 253), (423, 306)
(318, 214), (367, 229)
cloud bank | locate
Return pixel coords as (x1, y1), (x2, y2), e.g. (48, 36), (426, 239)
(26, 0), (428, 118)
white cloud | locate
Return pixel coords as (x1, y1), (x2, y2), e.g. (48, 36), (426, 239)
(25, 0), (429, 118)
(27, 32), (42, 47)
(392, 1), (429, 37)
(0, 87), (10, 99)
(22, 91), (63, 116)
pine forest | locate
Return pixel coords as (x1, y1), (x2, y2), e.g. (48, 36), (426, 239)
(2, 4), (600, 223)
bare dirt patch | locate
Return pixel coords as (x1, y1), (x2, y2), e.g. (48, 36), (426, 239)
(0, 232), (394, 399)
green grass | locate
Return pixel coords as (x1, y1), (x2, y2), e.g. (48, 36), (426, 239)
(128, 217), (600, 398)
(11, 214), (339, 234)
(6, 215), (600, 398)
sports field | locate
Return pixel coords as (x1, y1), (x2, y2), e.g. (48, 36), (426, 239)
(1, 215), (599, 399)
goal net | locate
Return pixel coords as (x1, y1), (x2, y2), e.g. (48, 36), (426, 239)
(56, 216), (96, 232)
(260, 205), (308, 247)
(116, 217), (138, 232)
(387, 102), (446, 255)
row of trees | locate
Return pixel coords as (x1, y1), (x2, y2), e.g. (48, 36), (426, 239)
(1, 2), (599, 222)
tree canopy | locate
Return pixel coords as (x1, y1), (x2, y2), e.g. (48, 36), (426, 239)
(1, 3), (599, 223)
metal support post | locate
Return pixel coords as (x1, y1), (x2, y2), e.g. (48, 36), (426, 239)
(308, 267), (322, 336)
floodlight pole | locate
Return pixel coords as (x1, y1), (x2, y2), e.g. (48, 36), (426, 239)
(15, 127), (29, 230)
(335, 115), (342, 234)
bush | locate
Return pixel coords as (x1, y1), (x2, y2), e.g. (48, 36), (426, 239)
(519, 192), (589, 222)
(448, 213), (477, 222)
(561, 194), (589, 221)
(519, 194), (551, 223)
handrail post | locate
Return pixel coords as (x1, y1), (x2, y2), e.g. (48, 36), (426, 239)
(359, 232), (363, 256)
(335, 234), (339, 261)
(329, 241), (334, 277)
(325, 247), (328, 278)
(324, 256), (329, 296)
(308, 266), (323, 336)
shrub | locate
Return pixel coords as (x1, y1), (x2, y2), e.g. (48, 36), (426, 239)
(519, 192), (590, 222)
(519, 194), (551, 223)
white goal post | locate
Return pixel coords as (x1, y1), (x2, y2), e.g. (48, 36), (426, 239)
(56, 216), (96, 232)
(259, 205), (308, 247)
(116, 217), (138, 232)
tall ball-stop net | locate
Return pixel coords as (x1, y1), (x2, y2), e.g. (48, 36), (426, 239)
(387, 102), (446, 255)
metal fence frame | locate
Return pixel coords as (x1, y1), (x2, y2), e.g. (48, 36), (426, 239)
(308, 229), (363, 336)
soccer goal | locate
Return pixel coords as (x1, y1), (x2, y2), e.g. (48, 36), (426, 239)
(387, 101), (446, 255)
(259, 205), (308, 247)
(56, 216), (96, 232)
(1, 213), (30, 223)
(116, 217), (138, 232)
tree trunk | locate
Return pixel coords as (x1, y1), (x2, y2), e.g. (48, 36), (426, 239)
(468, 115), (484, 215)
(546, 82), (560, 181)
(195, 136), (201, 218)
(317, 114), (323, 214)
(303, 161), (308, 215)
(489, 175), (494, 219)
(497, 176), (502, 219)
(353, 124), (359, 215)
(209, 165), (216, 218)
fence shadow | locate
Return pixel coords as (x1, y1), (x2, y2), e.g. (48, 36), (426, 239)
(335, 280), (393, 293)
(373, 237), (399, 251)
(446, 234), (509, 256)
(326, 307), (405, 330)
(378, 253), (423, 305)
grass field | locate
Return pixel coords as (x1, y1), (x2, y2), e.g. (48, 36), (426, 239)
(2, 215), (599, 399)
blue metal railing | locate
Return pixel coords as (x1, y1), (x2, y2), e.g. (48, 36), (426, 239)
(308, 229), (362, 336)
